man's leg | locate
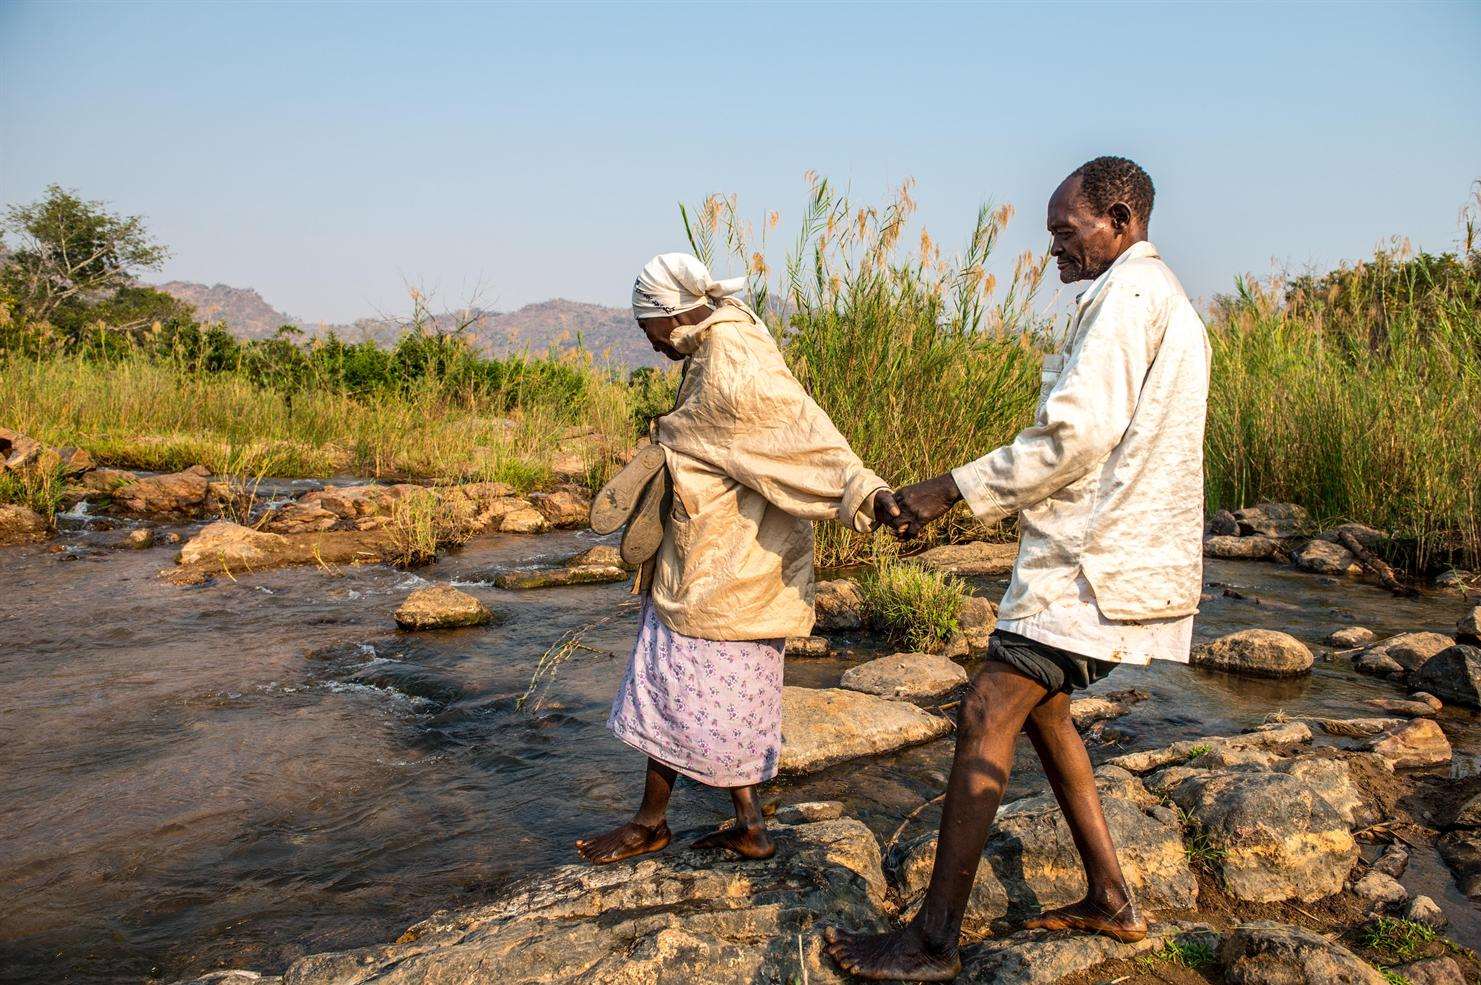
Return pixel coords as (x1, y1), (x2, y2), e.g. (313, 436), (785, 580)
(824, 662), (1049, 982)
(576, 757), (676, 864)
(1020, 691), (1146, 939)
(691, 783), (776, 859)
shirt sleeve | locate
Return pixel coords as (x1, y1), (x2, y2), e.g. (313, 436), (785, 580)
(951, 279), (1164, 526)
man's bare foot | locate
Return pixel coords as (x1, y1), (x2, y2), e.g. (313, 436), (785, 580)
(575, 820), (671, 865)
(1022, 895), (1147, 942)
(690, 823), (775, 859)
(823, 923), (961, 982)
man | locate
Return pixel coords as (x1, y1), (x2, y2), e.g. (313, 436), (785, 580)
(824, 156), (1210, 982)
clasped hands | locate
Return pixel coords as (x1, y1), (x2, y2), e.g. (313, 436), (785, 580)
(870, 473), (962, 541)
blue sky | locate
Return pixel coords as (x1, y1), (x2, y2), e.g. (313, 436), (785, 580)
(2, 1), (1478, 323)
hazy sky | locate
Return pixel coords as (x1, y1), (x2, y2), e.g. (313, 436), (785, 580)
(3, 1), (1479, 323)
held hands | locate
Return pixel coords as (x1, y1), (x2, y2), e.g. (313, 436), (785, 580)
(871, 474), (963, 541)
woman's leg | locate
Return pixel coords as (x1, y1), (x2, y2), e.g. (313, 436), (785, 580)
(576, 758), (676, 864)
(691, 783), (776, 859)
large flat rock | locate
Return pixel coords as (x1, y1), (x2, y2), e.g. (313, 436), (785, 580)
(839, 652), (968, 701)
(779, 687), (951, 775)
(913, 540), (1018, 576)
(170, 815), (889, 985)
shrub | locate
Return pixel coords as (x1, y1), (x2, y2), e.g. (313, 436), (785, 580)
(858, 556), (967, 652)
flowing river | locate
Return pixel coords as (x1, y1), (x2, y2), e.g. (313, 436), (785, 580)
(1, 512), (1477, 983)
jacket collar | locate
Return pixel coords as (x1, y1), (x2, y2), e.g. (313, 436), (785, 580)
(670, 298), (755, 355)
(1076, 240), (1160, 309)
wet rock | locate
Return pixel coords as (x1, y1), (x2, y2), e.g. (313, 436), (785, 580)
(1168, 771), (1357, 902)
(1204, 534), (1280, 560)
(1327, 626), (1375, 648)
(1207, 508), (1239, 536)
(497, 505), (550, 534)
(1108, 721), (1313, 774)
(1356, 648), (1406, 677)
(568, 545), (624, 568)
(779, 687), (950, 774)
(76, 466), (136, 495)
(1458, 606), (1481, 644)
(1069, 690), (1147, 729)
(1234, 502), (1311, 538)
(893, 789), (1198, 935)
(913, 540), (1018, 576)
(394, 586), (496, 630)
(116, 528), (155, 550)
(165, 531), (182, 544)
(1220, 921), (1387, 985)
(1439, 830), (1481, 897)
(1411, 691), (1444, 712)
(494, 564), (627, 590)
(1368, 717), (1452, 769)
(1392, 957), (1467, 985)
(1351, 870), (1408, 909)
(1411, 645), (1481, 709)
(1402, 894), (1448, 929)
(259, 501), (340, 534)
(1365, 696), (1437, 717)
(813, 579), (865, 632)
(1293, 538), (1363, 576)
(783, 635), (831, 658)
(1383, 632), (1455, 673)
(840, 652), (968, 701)
(174, 814), (889, 985)
(1192, 629), (1313, 677)
(528, 488), (591, 528)
(0, 504), (50, 546)
(1372, 842), (1410, 878)
(173, 974), (279, 985)
(112, 465), (212, 517)
(176, 521), (288, 567)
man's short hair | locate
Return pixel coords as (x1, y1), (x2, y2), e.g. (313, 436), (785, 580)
(1070, 156), (1155, 225)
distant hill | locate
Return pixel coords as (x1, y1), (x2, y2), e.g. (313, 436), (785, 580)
(154, 281), (663, 368)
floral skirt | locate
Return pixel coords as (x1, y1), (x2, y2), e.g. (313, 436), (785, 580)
(607, 600), (785, 787)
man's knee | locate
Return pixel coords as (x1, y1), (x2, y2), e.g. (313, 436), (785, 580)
(960, 665), (1042, 733)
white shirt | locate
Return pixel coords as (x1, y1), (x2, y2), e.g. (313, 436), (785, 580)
(951, 241), (1211, 627)
(996, 573), (1193, 665)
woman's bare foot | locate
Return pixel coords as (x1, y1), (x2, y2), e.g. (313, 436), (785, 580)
(575, 820), (671, 865)
(822, 923), (961, 982)
(1022, 895), (1147, 942)
(690, 823), (775, 859)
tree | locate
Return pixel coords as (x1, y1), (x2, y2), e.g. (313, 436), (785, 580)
(0, 184), (168, 327)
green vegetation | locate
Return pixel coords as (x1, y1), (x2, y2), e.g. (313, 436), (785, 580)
(0, 459), (65, 523)
(858, 555), (967, 652)
(1379, 971), (1414, 985)
(1362, 916), (1438, 964)
(1140, 934), (1217, 970)
(383, 489), (474, 568)
(1185, 744), (1212, 762)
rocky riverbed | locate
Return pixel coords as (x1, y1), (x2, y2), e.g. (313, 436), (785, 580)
(3, 437), (1480, 983)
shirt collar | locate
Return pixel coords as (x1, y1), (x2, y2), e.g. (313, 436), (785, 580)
(1075, 240), (1160, 308)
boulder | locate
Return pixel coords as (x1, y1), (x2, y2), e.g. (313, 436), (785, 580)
(1192, 629), (1313, 677)
(1364, 697), (1438, 718)
(840, 652), (968, 701)
(1438, 830), (1481, 897)
(1411, 645), (1481, 709)
(0, 504), (50, 546)
(783, 636), (831, 658)
(259, 501), (339, 534)
(1276, 755), (1368, 826)
(1351, 870), (1407, 909)
(394, 586), (496, 630)
(1372, 843), (1410, 878)
(1458, 606), (1481, 644)
(76, 467), (136, 495)
(813, 579), (865, 632)
(568, 545), (625, 568)
(1411, 691), (1444, 712)
(1391, 957), (1466, 985)
(1402, 894), (1448, 930)
(1327, 626), (1375, 648)
(1207, 508), (1238, 536)
(779, 687), (950, 774)
(176, 521), (289, 567)
(957, 923), (1209, 984)
(116, 528), (156, 550)
(496, 505), (550, 534)
(1317, 522), (1389, 549)
(1368, 718), (1452, 769)
(913, 540), (1018, 576)
(172, 814), (890, 985)
(1234, 502), (1311, 538)
(494, 564), (627, 590)
(892, 789), (1197, 935)
(958, 594), (998, 639)
(1376, 632), (1455, 673)
(111, 465), (212, 517)
(529, 488), (591, 528)
(1168, 771), (1357, 902)
(1293, 539), (1363, 576)
(1108, 721), (1313, 774)
(0, 427), (42, 469)
(1452, 792), (1481, 828)
(1356, 648), (1406, 678)
(1203, 534), (1280, 560)
(1069, 690), (1147, 730)
(1220, 921), (1387, 985)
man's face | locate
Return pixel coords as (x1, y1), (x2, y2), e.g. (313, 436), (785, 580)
(638, 316), (685, 361)
(1046, 174), (1122, 284)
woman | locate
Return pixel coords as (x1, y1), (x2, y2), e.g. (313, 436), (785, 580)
(576, 252), (903, 864)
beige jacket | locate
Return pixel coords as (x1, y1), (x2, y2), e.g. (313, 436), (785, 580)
(652, 300), (887, 640)
(951, 241), (1211, 621)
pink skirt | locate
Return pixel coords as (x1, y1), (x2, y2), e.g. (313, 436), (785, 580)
(607, 600), (785, 787)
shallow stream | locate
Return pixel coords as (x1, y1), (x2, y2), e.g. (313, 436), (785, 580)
(2, 516), (1477, 983)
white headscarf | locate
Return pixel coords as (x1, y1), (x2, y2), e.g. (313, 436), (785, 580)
(631, 252), (747, 321)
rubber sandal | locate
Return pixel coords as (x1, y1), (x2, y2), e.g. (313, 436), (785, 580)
(620, 468), (670, 566)
(590, 443), (666, 534)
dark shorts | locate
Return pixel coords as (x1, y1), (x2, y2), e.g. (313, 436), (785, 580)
(987, 629), (1118, 695)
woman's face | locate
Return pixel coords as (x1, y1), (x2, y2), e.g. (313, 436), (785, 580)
(638, 316), (686, 361)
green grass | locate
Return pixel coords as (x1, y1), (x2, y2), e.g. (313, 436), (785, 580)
(383, 489), (474, 568)
(0, 460), (66, 521)
(1380, 971), (1413, 985)
(1185, 744), (1212, 762)
(1140, 935), (1217, 970)
(1362, 917), (1438, 964)
(858, 556), (967, 652)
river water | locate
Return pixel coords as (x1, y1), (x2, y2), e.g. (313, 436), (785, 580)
(1, 517), (1477, 983)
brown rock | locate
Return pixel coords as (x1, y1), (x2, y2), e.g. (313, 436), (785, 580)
(176, 521), (289, 567)
(112, 465), (212, 517)
(1362, 632), (1455, 673)
(394, 586), (496, 630)
(529, 488), (591, 528)
(1351, 870), (1407, 909)
(783, 636), (831, 658)
(0, 504), (50, 546)
(814, 579), (865, 632)
(1233, 502), (1311, 538)
(913, 540), (1018, 576)
(1293, 539), (1363, 576)
(1220, 921), (1386, 985)
(1192, 629), (1314, 677)
(1204, 534), (1280, 560)
(1326, 626), (1375, 647)
(493, 564), (627, 590)
(779, 687), (950, 774)
(1391, 957), (1466, 985)
(1458, 606), (1481, 643)
(1364, 697), (1437, 718)
(1368, 718), (1451, 769)
(495, 505), (549, 534)
(839, 652), (968, 701)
